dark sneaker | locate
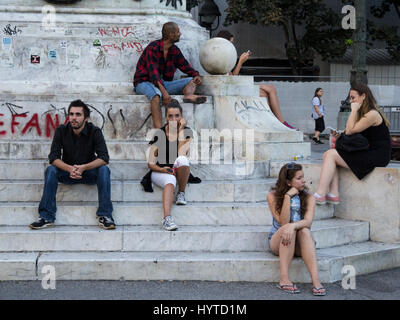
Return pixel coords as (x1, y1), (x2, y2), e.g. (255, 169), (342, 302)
(29, 218), (54, 230)
(98, 216), (116, 230)
(317, 139), (324, 144)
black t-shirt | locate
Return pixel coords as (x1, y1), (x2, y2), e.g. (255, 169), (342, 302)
(149, 125), (193, 168)
(48, 122), (109, 165)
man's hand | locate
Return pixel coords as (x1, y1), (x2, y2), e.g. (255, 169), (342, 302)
(162, 93), (172, 106)
(73, 164), (86, 176)
(193, 76), (202, 85)
(69, 164), (87, 180)
(68, 165), (82, 180)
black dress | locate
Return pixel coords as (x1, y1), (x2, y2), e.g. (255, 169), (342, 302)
(337, 115), (392, 180)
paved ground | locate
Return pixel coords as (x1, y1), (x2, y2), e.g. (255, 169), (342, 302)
(1, 266), (400, 300)
(1, 136), (399, 301)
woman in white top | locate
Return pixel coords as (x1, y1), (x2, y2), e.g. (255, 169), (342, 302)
(312, 88), (325, 144)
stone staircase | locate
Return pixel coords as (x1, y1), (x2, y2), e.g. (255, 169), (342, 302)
(1, 151), (400, 282)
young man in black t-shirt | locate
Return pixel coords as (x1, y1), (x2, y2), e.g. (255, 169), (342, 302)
(29, 99), (116, 230)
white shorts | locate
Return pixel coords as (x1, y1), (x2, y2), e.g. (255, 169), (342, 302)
(151, 156), (190, 188)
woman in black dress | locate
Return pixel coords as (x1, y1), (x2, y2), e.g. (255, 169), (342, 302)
(314, 84), (391, 205)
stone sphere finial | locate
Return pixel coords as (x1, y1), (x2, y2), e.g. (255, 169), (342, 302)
(199, 37), (237, 75)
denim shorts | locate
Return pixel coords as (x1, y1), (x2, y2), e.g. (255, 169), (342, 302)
(134, 77), (193, 101)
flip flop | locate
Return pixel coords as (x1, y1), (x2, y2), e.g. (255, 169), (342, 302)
(183, 96), (207, 104)
(276, 283), (301, 294)
(312, 286), (327, 296)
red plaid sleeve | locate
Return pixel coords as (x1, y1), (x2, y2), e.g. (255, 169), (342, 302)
(174, 47), (199, 78)
(146, 44), (162, 86)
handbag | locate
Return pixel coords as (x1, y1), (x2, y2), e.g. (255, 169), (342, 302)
(335, 133), (369, 152)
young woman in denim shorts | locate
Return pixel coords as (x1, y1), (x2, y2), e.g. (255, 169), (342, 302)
(266, 163), (326, 296)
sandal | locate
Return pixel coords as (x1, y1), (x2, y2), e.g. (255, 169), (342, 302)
(312, 286), (327, 296)
(276, 283), (301, 294)
(183, 96), (207, 104)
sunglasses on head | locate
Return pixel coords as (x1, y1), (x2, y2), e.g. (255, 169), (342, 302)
(286, 162), (295, 169)
(286, 162), (296, 178)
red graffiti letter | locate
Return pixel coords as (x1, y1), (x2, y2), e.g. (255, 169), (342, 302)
(112, 27), (120, 36)
(134, 42), (143, 53)
(11, 114), (27, 134)
(98, 27), (108, 37)
(22, 113), (41, 136)
(45, 113), (60, 138)
(0, 113), (6, 135)
(121, 27), (134, 38)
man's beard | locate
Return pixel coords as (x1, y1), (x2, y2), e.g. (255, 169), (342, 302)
(71, 120), (85, 130)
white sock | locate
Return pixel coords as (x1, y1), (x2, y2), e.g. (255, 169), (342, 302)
(314, 192), (324, 198)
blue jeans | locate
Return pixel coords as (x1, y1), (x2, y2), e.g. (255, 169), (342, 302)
(134, 77), (193, 101)
(38, 165), (114, 222)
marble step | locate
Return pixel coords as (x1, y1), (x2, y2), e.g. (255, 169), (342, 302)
(2, 241), (399, 282)
(0, 159), (270, 181)
(0, 219), (369, 252)
(0, 179), (275, 203)
(0, 140), (310, 161)
(0, 201), (334, 226)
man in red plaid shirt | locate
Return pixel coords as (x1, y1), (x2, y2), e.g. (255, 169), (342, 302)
(134, 22), (206, 128)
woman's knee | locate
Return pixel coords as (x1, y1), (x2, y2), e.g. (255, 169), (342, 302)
(175, 155), (190, 168)
(296, 228), (313, 240)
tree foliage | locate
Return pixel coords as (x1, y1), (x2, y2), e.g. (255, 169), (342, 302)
(224, 0), (353, 74)
(369, 0), (400, 62)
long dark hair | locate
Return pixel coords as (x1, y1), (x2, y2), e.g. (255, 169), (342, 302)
(271, 163), (309, 218)
(350, 83), (389, 127)
(313, 88), (322, 105)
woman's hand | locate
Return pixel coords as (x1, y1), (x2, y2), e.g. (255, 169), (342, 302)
(281, 223), (296, 247)
(178, 118), (186, 132)
(286, 187), (299, 197)
(239, 51), (251, 64)
(351, 102), (361, 112)
(162, 167), (175, 175)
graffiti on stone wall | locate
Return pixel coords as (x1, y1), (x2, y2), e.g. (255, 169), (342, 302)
(234, 100), (272, 115)
(2, 24), (22, 36)
(97, 26), (144, 56)
(0, 101), (149, 139)
(160, 0), (182, 9)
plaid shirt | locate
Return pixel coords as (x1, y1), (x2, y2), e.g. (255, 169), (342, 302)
(133, 39), (199, 87)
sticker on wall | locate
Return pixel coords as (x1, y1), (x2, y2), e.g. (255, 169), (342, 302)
(93, 39), (101, 47)
(48, 49), (58, 60)
(67, 45), (81, 67)
(0, 51), (14, 67)
(30, 47), (44, 67)
(60, 41), (67, 49)
(31, 55), (40, 64)
(2, 37), (12, 51)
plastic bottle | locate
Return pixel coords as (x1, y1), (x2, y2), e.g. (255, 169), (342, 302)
(293, 155), (304, 161)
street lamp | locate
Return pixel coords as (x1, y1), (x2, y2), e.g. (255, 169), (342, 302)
(350, 0), (368, 87)
(338, 0), (368, 130)
(198, 0), (221, 38)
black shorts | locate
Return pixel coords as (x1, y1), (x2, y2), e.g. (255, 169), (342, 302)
(315, 116), (325, 133)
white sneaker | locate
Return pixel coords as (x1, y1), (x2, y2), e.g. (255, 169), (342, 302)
(176, 192), (187, 205)
(162, 216), (178, 231)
